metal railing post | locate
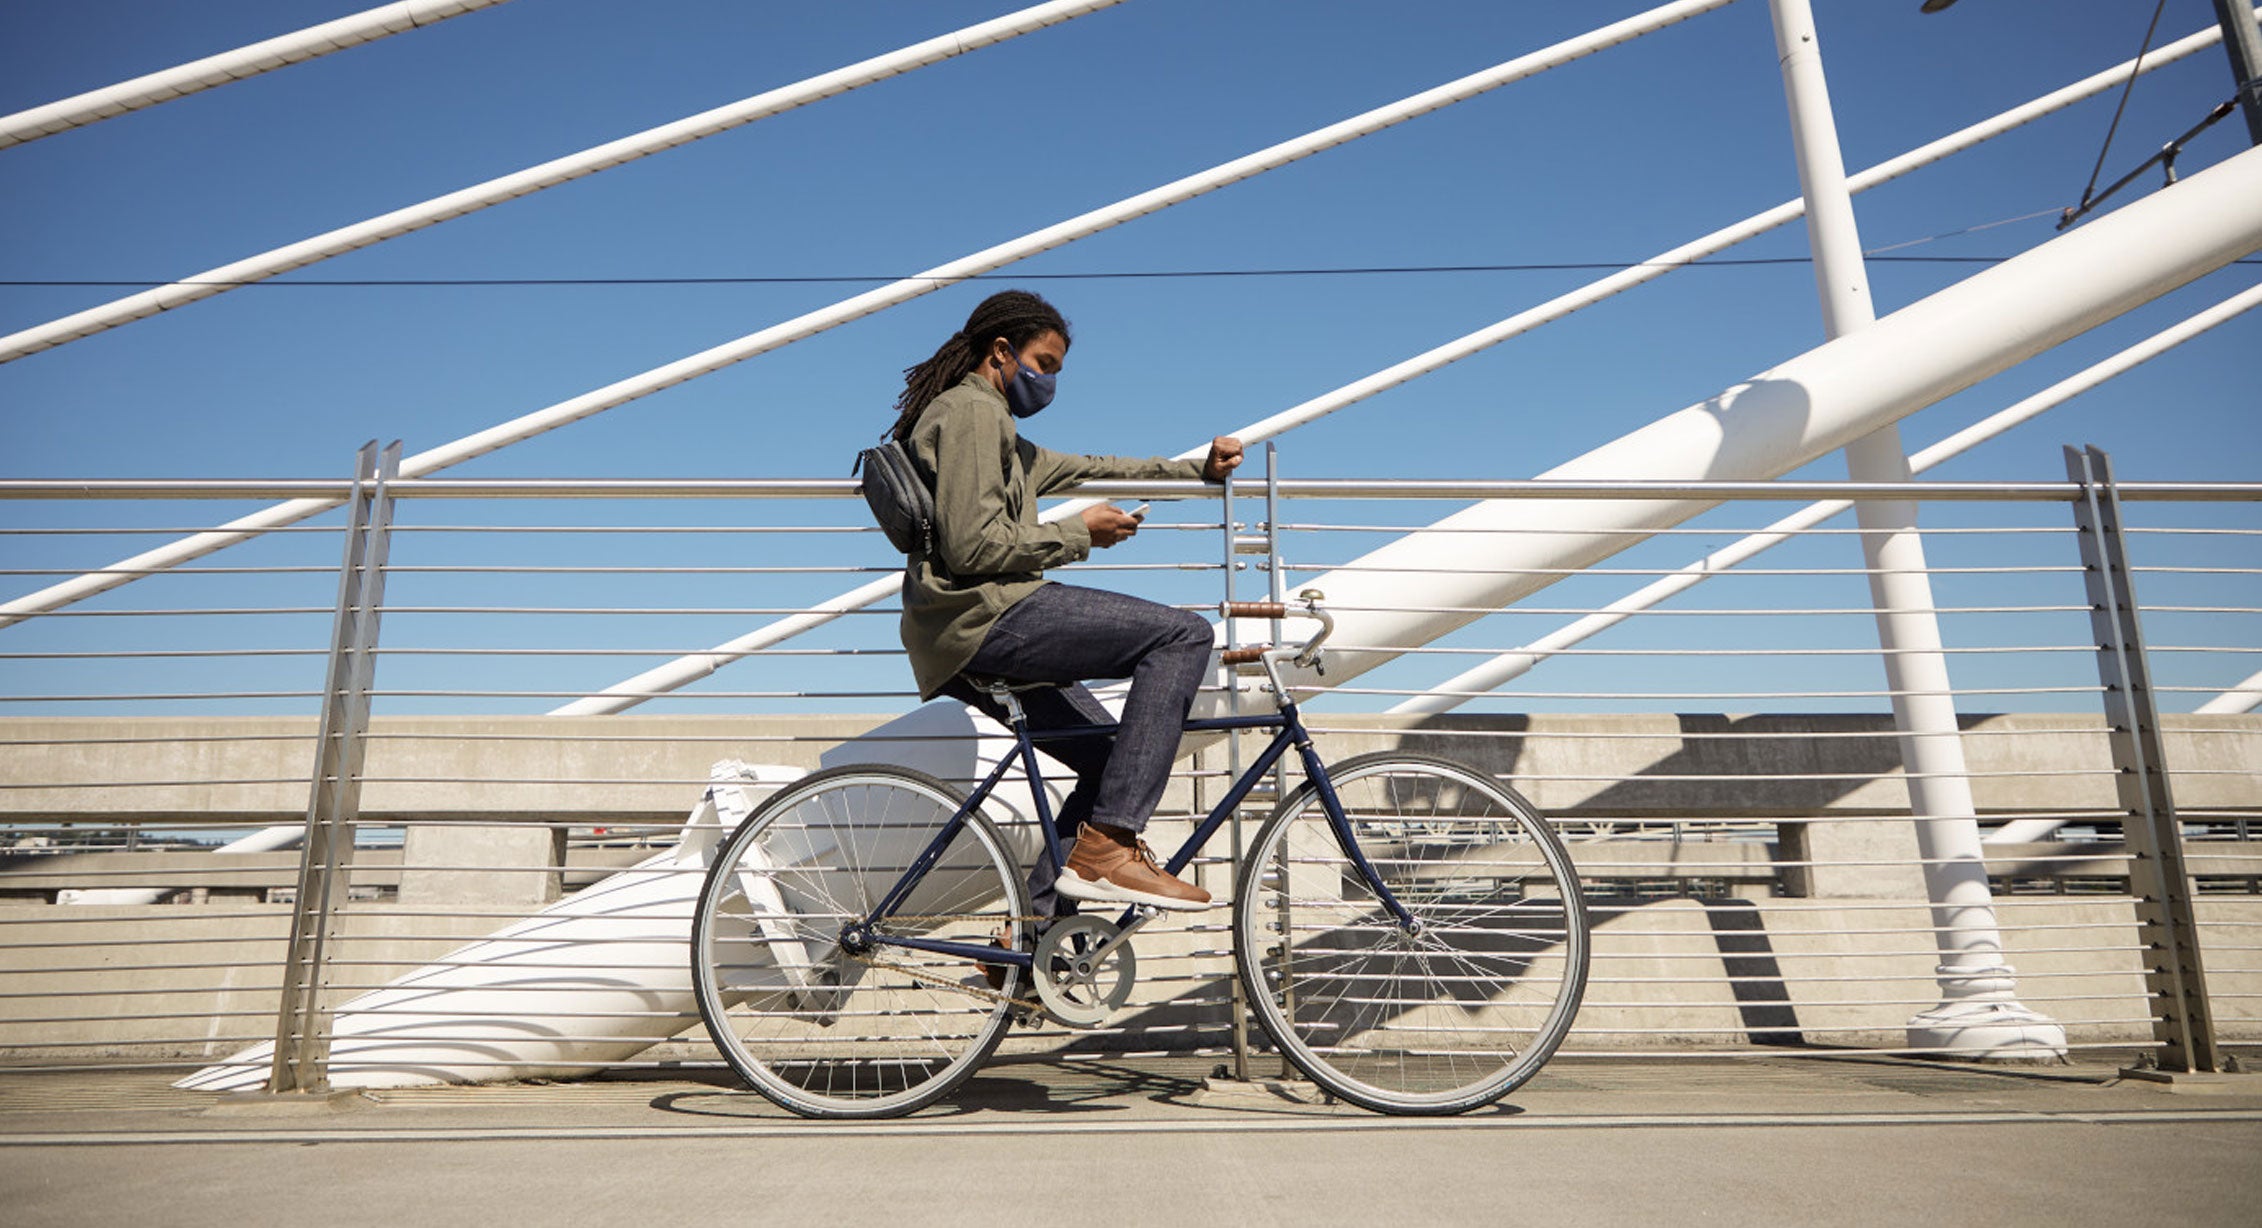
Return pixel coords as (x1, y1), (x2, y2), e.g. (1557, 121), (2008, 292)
(1218, 469), (1252, 1080)
(1214, 444), (1290, 1082)
(269, 441), (401, 1094)
(2065, 444), (2222, 1073)
(1259, 443), (1296, 1081)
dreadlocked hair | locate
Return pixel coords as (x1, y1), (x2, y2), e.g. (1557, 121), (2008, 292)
(889, 289), (1071, 441)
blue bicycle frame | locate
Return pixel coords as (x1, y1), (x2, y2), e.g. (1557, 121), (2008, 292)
(842, 692), (1418, 977)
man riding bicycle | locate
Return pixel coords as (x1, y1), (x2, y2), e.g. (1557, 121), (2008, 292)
(887, 289), (1242, 916)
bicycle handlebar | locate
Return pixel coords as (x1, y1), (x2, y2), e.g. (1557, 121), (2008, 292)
(1218, 590), (1334, 671)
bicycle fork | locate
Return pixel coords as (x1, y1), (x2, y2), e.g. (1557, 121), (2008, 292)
(1283, 708), (1421, 935)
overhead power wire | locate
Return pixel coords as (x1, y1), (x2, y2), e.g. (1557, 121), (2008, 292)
(0, 256), (1996, 289)
(2070, 0), (2171, 223)
(10, 257), (2260, 290)
(0, 258), (1970, 289)
(13, 205), (2238, 289)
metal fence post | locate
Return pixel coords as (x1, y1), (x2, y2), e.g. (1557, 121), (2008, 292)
(2065, 443), (2221, 1073)
(1214, 446), (1288, 1082)
(269, 441), (401, 1093)
(1258, 443), (1296, 1081)
(1218, 467), (1252, 1080)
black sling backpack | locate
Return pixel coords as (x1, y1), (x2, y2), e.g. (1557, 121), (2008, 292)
(854, 435), (936, 556)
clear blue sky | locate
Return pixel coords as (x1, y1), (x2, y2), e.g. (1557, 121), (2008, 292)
(1, 0), (2255, 719)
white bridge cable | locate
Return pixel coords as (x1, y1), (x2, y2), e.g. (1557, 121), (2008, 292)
(0, 0), (517, 149)
(0, 0), (1136, 363)
(0, 0), (1740, 633)
(551, 19), (2236, 715)
(1385, 278), (2262, 718)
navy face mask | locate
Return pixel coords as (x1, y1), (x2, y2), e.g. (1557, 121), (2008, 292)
(1003, 351), (1057, 419)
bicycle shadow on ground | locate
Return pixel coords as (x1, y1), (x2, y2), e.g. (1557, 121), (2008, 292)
(643, 1061), (1153, 1120)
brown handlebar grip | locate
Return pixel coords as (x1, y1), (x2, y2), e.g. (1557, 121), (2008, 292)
(1219, 646), (1270, 665)
(1222, 601), (1289, 619)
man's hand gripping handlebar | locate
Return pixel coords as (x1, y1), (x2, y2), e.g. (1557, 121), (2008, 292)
(1217, 589), (1334, 672)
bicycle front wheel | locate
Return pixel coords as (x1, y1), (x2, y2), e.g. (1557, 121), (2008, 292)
(691, 764), (1030, 1118)
(1234, 752), (1588, 1115)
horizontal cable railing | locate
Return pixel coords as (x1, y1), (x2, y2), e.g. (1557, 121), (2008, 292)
(0, 472), (2253, 1084)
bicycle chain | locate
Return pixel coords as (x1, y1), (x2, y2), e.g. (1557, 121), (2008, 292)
(839, 914), (1052, 1015)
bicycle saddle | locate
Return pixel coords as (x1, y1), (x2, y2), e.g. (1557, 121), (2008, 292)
(958, 672), (1063, 696)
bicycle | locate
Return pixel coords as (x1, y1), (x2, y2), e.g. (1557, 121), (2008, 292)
(690, 590), (1589, 1118)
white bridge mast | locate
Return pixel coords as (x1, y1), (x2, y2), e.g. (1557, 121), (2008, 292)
(1767, 0), (2063, 1058)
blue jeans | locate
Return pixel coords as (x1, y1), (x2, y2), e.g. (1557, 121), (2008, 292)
(942, 582), (1213, 918)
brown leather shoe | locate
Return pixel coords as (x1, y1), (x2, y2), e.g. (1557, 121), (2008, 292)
(1057, 823), (1213, 911)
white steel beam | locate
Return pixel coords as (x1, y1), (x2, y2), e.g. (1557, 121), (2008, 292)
(2197, 674), (2262, 714)
(552, 27), (2230, 713)
(0, 0), (1140, 363)
(1389, 278), (2262, 717)
(0, 0), (1737, 632)
(0, 0), (516, 149)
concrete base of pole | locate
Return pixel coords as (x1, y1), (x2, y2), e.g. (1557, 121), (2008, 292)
(1193, 1073), (1328, 1107)
(2117, 1065), (2257, 1089)
(1905, 964), (2069, 1061)
(202, 1088), (371, 1116)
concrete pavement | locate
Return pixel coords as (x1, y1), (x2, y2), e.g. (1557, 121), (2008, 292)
(3, 1053), (2259, 1226)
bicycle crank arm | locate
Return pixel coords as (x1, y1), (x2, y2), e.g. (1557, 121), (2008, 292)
(1090, 904), (1160, 965)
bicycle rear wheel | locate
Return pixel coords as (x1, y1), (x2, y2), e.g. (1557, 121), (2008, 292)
(1234, 752), (1588, 1114)
(691, 764), (1030, 1118)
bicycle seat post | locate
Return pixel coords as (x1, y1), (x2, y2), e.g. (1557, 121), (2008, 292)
(983, 680), (1029, 729)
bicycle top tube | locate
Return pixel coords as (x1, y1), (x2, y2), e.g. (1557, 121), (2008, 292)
(1016, 711), (1290, 744)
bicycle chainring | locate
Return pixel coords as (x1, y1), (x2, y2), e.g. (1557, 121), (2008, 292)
(1031, 915), (1137, 1028)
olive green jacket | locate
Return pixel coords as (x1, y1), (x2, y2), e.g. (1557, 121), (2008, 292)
(899, 373), (1205, 699)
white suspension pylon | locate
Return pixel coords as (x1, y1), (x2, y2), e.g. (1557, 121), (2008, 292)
(553, 25), (2232, 713)
(0, 0), (1737, 631)
(1388, 278), (2262, 718)
(1769, 0), (2062, 1059)
(0, 0), (1140, 364)
(0, 0), (516, 149)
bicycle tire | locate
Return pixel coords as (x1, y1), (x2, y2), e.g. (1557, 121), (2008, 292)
(690, 763), (1030, 1119)
(1233, 752), (1588, 1115)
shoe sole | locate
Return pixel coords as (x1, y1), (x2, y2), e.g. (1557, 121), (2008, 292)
(1056, 870), (1214, 912)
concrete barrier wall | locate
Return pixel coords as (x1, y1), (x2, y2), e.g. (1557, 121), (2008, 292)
(7, 712), (2257, 823)
(2, 713), (2255, 1067)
